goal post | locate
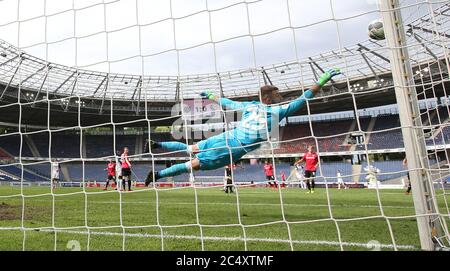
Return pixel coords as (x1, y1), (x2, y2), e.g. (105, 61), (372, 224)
(379, 0), (450, 250)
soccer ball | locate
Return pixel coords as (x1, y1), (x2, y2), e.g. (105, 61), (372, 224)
(368, 19), (385, 40)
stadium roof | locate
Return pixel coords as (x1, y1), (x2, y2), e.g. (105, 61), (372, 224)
(0, 3), (449, 103)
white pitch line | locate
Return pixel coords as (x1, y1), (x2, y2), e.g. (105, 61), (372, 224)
(40, 229), (417, 250)
(24, 199), (415, 209)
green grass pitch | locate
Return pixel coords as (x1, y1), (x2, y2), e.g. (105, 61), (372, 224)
(0, 185), (448, 251)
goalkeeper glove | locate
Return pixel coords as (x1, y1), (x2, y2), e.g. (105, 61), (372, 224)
(317, 68), (341, 87)
(200, 91), (216, 100)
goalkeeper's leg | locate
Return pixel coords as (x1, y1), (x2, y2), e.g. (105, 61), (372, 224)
(144, 133), (248, 186)
(144, 152), (240, 186)
(144, 140), (197, 154)
(145, 159), (199, 186)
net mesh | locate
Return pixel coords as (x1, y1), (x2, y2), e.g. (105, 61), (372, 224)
(0, 0), (449, 251)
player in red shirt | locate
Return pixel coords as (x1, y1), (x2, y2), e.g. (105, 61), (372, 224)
(280, 171), (286, 188)
(121, 147), (132, 191)
(103, 159), (117, 190)
(295, 145), (319, 194)
(263, 160), (276, 189)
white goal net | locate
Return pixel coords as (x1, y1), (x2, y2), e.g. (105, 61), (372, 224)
(0, 0), (449, 251)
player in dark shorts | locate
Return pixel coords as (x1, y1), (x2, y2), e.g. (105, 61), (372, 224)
(121, 147), (132, 191)
(224, 164), (235, 194)
(263, 160), (276, 188)
(266, 175), (275, 183)
(295, 145), (319, 194)
(104, 159), (117, 190)
(304, 170), (316, 191)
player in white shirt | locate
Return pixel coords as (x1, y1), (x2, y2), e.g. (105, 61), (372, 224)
(365, 164), (381, 185)
(336, 170), (348, 189)
(295, 164), (306, 189)
(51, 161), (60, 190)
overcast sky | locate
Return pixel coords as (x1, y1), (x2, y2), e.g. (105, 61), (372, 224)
(0, 0), (434, 76)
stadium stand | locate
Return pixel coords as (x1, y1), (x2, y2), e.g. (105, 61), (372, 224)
(369, 114), (403, 149)
(361, 160), (405, 182)
(85, 135), (114, 158)
(0, 134), (33, 157)
(278, 118), (354, 153)
(58, 161), (393, 184)
(4, 111), (450, 161)
(2, 109), (450, 184)
(0, 164), (49, 182)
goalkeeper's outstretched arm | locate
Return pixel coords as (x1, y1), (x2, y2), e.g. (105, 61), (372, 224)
(279, 68), (341, 118)
(200, 91), (249, 111)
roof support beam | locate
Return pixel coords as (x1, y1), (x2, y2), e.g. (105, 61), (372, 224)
(410, 32), (448, 70)
(359, 51), (380, 80)
(407, 24), (450, 39)
(0, 57), (23, 101)
(131, 76), (142, 100)
(0, 53), (22, 67)
(20, 64), (50, 85)
(175, 80), (180, 102)
(135, 76), (143, 115)
(54, 71), (77, 94)
(308, 61), (319, 82)
(33, 69), (50, 103)
(69, 75), (79, 96)
(357, 43), (390, 63)
(261, 67), (273, 86)
(217, 73), (224, 98)
(92, 75), (108, 96)
(99, 77), (110, 115)
(64, 77), (80, 112)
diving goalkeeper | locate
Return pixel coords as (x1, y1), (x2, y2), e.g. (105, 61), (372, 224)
(144, 68), (341, 185)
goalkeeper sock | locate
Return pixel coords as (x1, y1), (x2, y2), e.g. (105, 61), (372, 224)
(159, 162), (191, 178)
(159, 142), (189, 152)
(307, 181), (311, 191)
